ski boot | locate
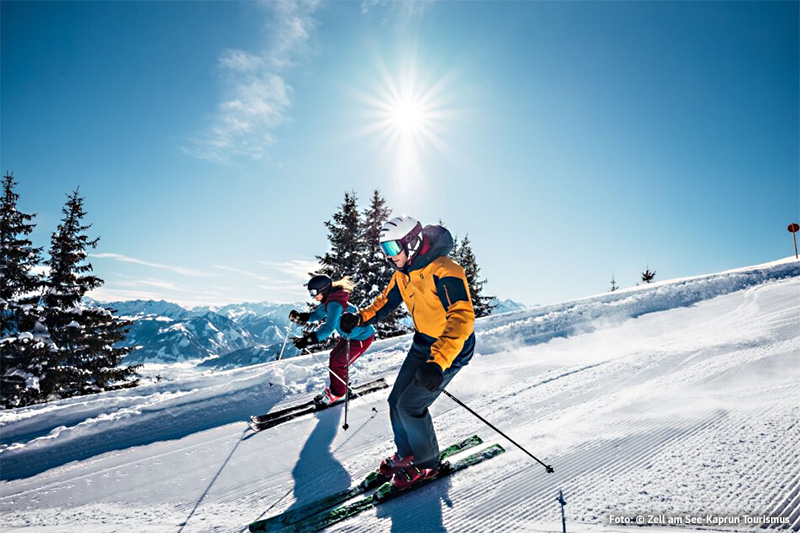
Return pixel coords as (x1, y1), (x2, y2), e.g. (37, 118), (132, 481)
(313, 387), (342, 407)
(379, 453), (414, 477)
(392, 463), (440, 489)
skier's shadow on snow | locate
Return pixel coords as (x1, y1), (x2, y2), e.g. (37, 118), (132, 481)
(375, 476), (450, 532)
(289, 408), (351, 509)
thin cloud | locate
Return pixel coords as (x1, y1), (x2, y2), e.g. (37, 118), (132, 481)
(258, 283), (306, 292)
(260, 259), (321, 281)
(91, 253), (211, 277)
(102, 278), (204, 295)
(212, 264), (272, 280)
(139, 279), (177, 290)
(89, 287), (177, 304)
(185, 0), (320, 163)
(91, 257), (321, 306)
(360, 0), (434, 29)
(89, 286), (231, 309)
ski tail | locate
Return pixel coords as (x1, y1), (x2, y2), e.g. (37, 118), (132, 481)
(249, 378), (388, 429)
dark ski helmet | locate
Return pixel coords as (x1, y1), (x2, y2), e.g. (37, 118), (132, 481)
(306, 275), (333, 297)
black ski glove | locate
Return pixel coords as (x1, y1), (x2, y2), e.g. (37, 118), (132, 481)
(292, 332), (318, 350)
(340, 312), (362, 334)
(289, 310), (310, 325)
(415, 362), (444, 392)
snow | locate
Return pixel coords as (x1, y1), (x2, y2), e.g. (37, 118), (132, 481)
(1, 258), (798, 532)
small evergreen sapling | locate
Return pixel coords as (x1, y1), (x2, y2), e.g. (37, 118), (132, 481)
(641, 267), (657, 284)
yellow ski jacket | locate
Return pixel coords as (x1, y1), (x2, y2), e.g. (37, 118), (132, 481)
(359, 225), (475, 371)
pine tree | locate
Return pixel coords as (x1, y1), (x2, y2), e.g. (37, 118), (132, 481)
(359, 190), (408, 337)
(641, 266), (657, 284)
(0, 172), (46, 407)
(452, 235), (496, 318)
(39, 189), (139, 400)
(610, 273), (619, 292)
(305, 191), (366, 353)
(450, 233), (461, 265)
(316, 191), (365, 288)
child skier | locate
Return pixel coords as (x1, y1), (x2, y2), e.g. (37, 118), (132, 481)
(289, 275), (376, 405)
(340, 216), (476, 489)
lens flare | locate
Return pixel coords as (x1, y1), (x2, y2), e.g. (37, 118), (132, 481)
(355, 53), (460, 196)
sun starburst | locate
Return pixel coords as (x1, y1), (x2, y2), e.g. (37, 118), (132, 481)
(355, 54), (459, 196)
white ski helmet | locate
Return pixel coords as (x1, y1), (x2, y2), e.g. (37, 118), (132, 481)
(380, 216), (424, 260)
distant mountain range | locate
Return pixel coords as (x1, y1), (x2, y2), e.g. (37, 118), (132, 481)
(489, 297), (529, 315)
(91, 297), (529, 370)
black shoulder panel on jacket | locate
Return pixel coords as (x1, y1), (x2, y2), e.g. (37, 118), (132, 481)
(436, 276), (469, 310)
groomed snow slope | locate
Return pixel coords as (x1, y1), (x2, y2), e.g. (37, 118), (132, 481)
(1, 258), (799, 532)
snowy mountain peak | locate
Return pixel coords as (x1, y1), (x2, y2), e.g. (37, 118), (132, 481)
(95, 298), (192, 320)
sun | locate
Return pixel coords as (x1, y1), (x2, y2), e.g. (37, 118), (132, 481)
(390, 97), (426, 136)
(356, 57), (459, 192)
(370, 78), (437, 143)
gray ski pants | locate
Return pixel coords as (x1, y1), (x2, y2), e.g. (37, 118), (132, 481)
(388, 333), (475, 469)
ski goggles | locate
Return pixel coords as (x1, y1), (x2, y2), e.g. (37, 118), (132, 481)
(308, 285), (331, 297)
(380, 240), (404, 258)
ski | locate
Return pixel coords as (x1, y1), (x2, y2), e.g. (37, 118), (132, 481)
(248, 378), (388, 431)
(251, 377), (389, 424)
(248, 435), (484, 532)
(287, 444), (506, 532)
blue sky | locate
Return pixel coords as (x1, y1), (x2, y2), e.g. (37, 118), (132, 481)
(2, 0), (798, 308)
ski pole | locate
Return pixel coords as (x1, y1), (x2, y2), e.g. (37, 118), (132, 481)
(307, 350), (369, 400)
(306, 342), (378, 415)
(557, 490), (568, 533)
(342, 333), (351, 431)
(442, 390), (554, 473)
(268, 325), (294, 386)
(276, 325), (292, 361)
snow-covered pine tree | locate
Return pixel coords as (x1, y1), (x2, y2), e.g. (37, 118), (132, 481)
(306, 191), (367, 352)
(452, 235), (496, 318)
(316, 191), (366, 285)
(0, 172), (46, 407)
(40, 189), (139, 401)
(359, 189), (408, 337)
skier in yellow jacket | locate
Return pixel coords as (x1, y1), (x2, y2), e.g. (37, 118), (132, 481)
(340, 215), (475, 489)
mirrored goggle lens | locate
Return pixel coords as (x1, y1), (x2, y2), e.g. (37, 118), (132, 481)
(309, 288), (320, 296)
(381, 240), (403, 257)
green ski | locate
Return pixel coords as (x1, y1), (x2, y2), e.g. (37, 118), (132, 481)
(248, 435), (483, 532)
(256, 443), (505, 532)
